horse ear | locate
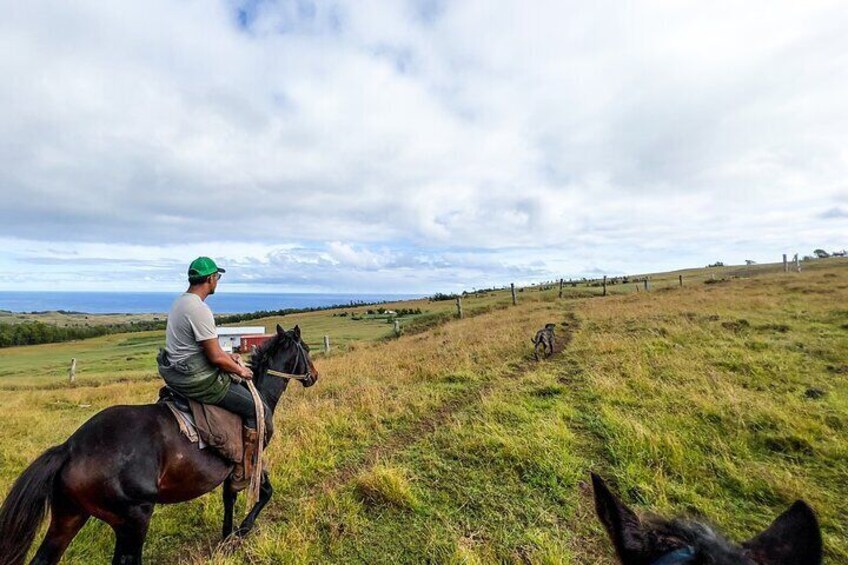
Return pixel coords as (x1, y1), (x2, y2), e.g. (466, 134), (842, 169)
(276, 324), (285, 335)
(742, 501), (822, 565)
(293, 325), (301, 339)
(591, 473), (647, 561)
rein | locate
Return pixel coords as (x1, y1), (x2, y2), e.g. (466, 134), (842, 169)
(240, 338), (311, 505)
(266, 368), (311, 381)
(244, 379), (265, 507)
(233, 355), (267, 507)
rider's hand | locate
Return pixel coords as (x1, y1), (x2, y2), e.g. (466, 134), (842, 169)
(238, 366), (253, 380)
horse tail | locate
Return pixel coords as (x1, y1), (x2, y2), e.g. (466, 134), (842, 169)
(0, 443), (69, 565)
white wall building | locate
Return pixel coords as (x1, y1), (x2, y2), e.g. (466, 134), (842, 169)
(217, 327), (265, 353)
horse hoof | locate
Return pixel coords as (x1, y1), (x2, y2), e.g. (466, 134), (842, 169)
(220, 530), (248, 552)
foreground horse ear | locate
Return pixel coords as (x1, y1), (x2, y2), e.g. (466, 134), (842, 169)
(742, 500), (822, 565)
(591, 473), (646, 561)
(276, 324), (285, 335)
(293, 325), (301, 339)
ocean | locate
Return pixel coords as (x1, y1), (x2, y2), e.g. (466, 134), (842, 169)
(0, 291), (422, 315)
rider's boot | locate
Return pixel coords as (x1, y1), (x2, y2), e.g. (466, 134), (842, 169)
(231, 426), (259, 491)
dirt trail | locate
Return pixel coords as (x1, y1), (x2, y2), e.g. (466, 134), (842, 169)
(549, 311), (619, 563)
(311, 312), (580, 497)
(315, 360), (530, 495)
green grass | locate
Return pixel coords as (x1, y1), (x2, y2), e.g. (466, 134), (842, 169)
(0, 310), (163, 327)
(0, 258), (846, 563)
(0, 331), (162, 388)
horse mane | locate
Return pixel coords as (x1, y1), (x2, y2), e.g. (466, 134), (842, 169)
(642, 514), (736, 560)
(248, 331), (289, 389)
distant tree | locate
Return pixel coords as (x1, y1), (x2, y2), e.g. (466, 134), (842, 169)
(813, 249), (830, 259)
(707, 261), (725, 268)
(745, 259), (756, 265)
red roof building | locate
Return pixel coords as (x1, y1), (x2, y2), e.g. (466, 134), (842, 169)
(240, 334), (274, 353)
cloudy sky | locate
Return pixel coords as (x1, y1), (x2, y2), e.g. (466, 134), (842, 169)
(0, 0), (846, 293)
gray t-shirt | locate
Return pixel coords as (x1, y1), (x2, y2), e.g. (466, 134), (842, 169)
(165, 293), (217, 364)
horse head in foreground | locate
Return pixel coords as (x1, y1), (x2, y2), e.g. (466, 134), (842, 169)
(591, 473), (822, 564)
(0, 325), (317, 565)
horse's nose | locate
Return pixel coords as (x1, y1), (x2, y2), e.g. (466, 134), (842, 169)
(307, 363), (319, 386)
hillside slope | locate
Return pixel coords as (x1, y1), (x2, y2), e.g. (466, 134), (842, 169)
(0, 261), (845, 563)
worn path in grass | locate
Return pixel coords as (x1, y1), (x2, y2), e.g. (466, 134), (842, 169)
(325, 310), (579, 482)
(297, 311), (579, 507)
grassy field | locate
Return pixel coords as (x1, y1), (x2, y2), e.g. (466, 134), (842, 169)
(0, 258), (846, 563)
(0, 310), (164, 327)
(0, 331), (162, 388)
(0, 258), (804, 387)
(0, 286), (518, 387)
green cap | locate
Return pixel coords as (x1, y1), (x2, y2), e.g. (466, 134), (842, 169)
(188, 256), (225, 279)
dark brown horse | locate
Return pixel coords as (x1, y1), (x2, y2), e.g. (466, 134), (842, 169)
(591, 473), (823, 564)
(0, 324), (317, 565)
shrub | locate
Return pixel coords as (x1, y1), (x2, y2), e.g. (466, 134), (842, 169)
(354, 465), (418, 510)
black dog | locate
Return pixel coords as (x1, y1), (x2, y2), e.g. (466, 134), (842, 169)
(532, 323), (556, 360)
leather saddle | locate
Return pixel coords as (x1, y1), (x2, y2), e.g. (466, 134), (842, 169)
(158, 386), (243, 464)
(158, 386), (192, 412)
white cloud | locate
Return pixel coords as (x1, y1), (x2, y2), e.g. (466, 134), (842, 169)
(0, 0), (846, 292)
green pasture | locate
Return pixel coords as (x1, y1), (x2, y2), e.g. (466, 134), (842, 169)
(0, 331), (162, 388)
(0, 283), (519, 387)
(0, 310), (162, 327)
(0, 258), (846, 563)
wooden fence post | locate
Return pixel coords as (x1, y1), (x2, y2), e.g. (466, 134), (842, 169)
(679, 275), (683, 287)
(511, 283), (517, 306)
(323, 335), (330, 354)
(783, 254), (788, 273)
(456, 296), (463, 319)
(393, 320), (400, 337)
(558, 278), (564, 299)
(644, 279), (649, 292)
(602, 275), (607, 297)
(635, 284), (639, 293)
(794, 253), (801, 272)
(68, 358), (77, 383)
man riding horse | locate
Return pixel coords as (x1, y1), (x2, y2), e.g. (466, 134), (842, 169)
(157, 257), (267, 489)
(0, 257), (319, 565)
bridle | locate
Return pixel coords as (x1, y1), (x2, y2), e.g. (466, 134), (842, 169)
(265, 338), (314, 382)
(652, 546), (696, 565)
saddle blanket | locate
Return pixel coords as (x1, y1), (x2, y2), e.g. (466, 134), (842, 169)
(162, 401), (207, 449)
